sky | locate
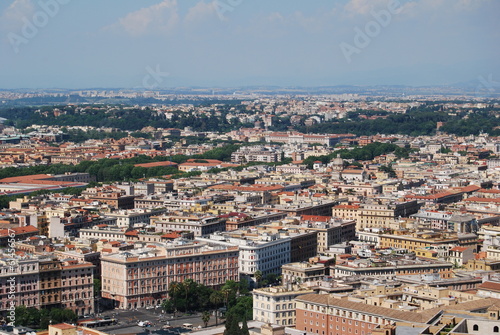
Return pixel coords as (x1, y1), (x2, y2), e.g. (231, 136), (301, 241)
(0, 0), (499, 89)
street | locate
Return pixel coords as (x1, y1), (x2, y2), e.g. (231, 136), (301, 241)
(94, 307), (221, 334)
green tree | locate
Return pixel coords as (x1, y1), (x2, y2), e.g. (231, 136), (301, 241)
(201, 310), (211, 328)
(223, 312), (241, 335)
(209, 291), (224, 326)
(161, 299), (175, 314)
(254, 270), (263, 288)
(241, 318), (250, 335)
(93, 279), (101, 297)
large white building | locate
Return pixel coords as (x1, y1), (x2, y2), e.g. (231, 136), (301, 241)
(198, 231), (292, 279)
(106, 209), (167, 228)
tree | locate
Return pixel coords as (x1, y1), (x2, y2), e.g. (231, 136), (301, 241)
(161, 299), (175, 314)
(93, 279), (101, 297)
(209, 291), (224, 326)
(168, 281), (183, 315)
(241, 318), (250, 335)
(254, 270), (263, 288)
(227, 296), (253, 323)
(223, 312), (241, 335)
(182, 279), (198, 312)
(201, 311), (211, 328)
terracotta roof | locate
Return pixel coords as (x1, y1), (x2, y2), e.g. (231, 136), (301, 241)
(450, 246), (468, 252)
(0, 225), (38, 237)
(124, 230), (139, 236)
(459, 185), (482, 193)
(296, 294), (441, 324)
(477, 281), (500, 293)
(342, 169), (365, 174)
(134, 161), (178, 168)
(334, 204), (360, 209)
(51, 323), (76, 330)
(301, 215), (331, 222)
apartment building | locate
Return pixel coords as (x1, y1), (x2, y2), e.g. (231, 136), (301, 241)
(0, 255), (94, 316)
(100, 241), (239, 309)
(333, 258), (453, 279)
(281, 262), (326, 285)
(301, 217), (356, 254)
(106, 209), (167, 228)
(378, 231), (478, 252)
(295, 293), (441, 335)
(231, 146), (280, 163)
(60, 261), (95, 316)
(199, 231), (291, 279)
(332, 200), (420, 230)
(152, 213), (226, 236)
(252, 285), (314, 326)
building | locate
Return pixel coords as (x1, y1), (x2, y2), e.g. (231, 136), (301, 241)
(199, 231), (291, 280)
(100, 240), (239, 309)
(152, 213), (226, 236)
(281, 262), (326, 285)
(295, 293), (442, 335)
(42, 323), (110, 335)
(0, 225), (39, 247)
(252, 285), (314, 326)
(106, 209), (167, 228)
(379, 231), (478, 253)
(333, 258), (453, 279)
(0, 255), (94, 316)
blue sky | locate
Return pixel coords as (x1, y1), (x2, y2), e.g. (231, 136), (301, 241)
(0, 0), (499, 89)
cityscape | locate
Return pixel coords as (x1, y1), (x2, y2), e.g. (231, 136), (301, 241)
(1, 1), (500, 335)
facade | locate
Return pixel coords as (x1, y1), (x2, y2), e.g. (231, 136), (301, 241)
(60, 262), (95, 316)
(252, 285), (314, 326)
(152, 214), (226, 236)
(106, 209), (167, 228)
(0, 256), (94, 316)
(281, 262), (326, 285)
(100, 241), (239, 309)
(295, 293), (441, 335)
(333, 259), (453, 279)
(379, 231), (478, 253)
(200, 232), (292, 278)
(301, 218), (356, 254)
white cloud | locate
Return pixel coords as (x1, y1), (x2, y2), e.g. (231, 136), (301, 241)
(104, 0), (179, 37)
(0, 0), (36, 32)
(343, 0), (393, 16)
(184, 1), (216, 26)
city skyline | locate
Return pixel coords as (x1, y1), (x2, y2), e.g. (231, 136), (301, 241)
(1, 0), (499, 89)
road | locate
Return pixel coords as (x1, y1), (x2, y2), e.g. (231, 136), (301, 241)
(93, 308), (221, 334)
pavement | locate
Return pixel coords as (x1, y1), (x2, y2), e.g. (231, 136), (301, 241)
(92, 308), (222, 335)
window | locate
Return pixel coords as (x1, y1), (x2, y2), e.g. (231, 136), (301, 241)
(493, 326), (499, 333)
(473, 325), (479, 331)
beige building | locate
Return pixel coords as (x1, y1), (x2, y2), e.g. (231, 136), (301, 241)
(281, 262), (326, 285)
(252, 285), (314, 326)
